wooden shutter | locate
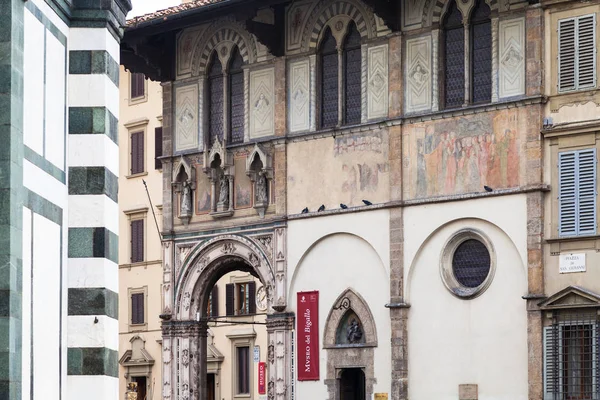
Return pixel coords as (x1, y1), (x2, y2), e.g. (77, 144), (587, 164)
(131, 131), (144, 175)
(229, 48), (245, 144)
(154, 127), (163, 170)
(131, 219), (144, 263)
(443, 0), (465, 108)
(559, 149), (597, 237)
(211, 285), (219, 317)
(248, 281), (256, 314)
(131, 73), (145, 99)
(320, 27), (339, 128)
(577, 14), (596, 89)
(343, 23), (362, 125)
(131, 293), (144, 324)
(543, 326), (558, 398)
(225, 283), (235, 316)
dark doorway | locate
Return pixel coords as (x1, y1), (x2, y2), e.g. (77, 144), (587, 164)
(132, 376), (147, 400)
(339, 368), (365, 400)
(207, 373), (215, 400)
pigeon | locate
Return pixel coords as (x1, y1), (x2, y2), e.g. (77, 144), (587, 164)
(484, 186), (493, 192)
(362, 200), (372, 206)
(340, 203), (348, 209)
(318, 204), (326, 212)
(301, 207), (309, 214)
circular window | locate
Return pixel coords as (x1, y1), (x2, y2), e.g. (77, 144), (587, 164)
(440, 230), (495, 299)
(452, 239), (491, 288)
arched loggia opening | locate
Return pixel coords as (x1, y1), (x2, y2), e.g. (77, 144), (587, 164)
(163, 235), (292, 400)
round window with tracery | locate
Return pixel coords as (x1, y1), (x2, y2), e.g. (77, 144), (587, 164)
(452, 239), (491, 288)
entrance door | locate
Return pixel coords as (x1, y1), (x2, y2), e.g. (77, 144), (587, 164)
(339, 368), (365, 400)
(207, 373), (215, 400)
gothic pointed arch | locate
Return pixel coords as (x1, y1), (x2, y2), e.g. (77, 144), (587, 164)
(323, 288), (377, 348)
(430, 0), (497, 27)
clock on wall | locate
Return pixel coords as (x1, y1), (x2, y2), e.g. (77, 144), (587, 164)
(256, 285), (268, 311)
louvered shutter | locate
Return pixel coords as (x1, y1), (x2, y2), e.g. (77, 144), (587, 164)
(559, 149), (597, 237)
(154, 127), (163, 170)
(248, 281), (256, 314)
(130, 132), (137, 174)
(225, 283), (235, 316)
(131, 131), (144, 174)
(131, 219), (144, 263)
(558, 18), (576, 91)
(543, 326), (558, 399)
(211, 285), (219, 317)
(131, 293), (144, 324)
(577, 14), (596, 89)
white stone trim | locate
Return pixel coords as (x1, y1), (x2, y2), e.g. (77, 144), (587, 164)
(67, 376), (119, 400)
(67, 316), (119, 350)
(69, 28), (120, 62)
(68, 75), (120, 117)
(67, 258), (119, 293)
(23, 160), (67, 209)
(68, 195), (118, 232)
(68, 135), (119, 175)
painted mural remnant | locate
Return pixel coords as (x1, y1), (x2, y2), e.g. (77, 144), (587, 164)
(413, 111), (519, 198)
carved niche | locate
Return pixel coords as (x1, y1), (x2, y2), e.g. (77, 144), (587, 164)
(203, 139), (234, 218)
(405, 35), (432, 113)
(498, 18), (525, 99)
(246, 144), (273, 218)
(173, 156), (196, 225)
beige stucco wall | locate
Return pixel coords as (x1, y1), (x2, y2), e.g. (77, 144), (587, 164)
(404, 194), (529, 399)
(287, 210), (391, 399)
(118, 65), (164, 399)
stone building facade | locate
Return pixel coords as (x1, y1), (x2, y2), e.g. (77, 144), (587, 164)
(121, 0), (599, 399)
(0, 0), (130, 399)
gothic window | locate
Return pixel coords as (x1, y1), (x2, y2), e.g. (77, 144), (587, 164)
(208, 54), (224, 144)
(320, 27), (339, 128)
(470, 1), (492, 104)
(229, 48), (245, 144)
(344, 23), (362, 125)
(443, 0), (465, 109)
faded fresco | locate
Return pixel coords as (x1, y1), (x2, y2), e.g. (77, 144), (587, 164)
(287, 130), (390, 212)
(234, 157), (253, 209)
(196, 166), (212, 214)
(408, 111), (520, 198)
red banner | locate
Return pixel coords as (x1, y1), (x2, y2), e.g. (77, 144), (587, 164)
(258, 362), (266, 394)
(297, 291), (319, 381)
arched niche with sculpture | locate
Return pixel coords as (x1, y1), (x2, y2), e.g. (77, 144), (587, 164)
(203, 138), (234, 217)
(173, 156), (196, 225)
(246, 144), (273, 218)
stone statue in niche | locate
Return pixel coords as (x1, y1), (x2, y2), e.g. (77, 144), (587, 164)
(219, 175), (229, 204)
(180, 181), (192, 217)
(256, 170), (268, 204)
(347, 319), (363, 344)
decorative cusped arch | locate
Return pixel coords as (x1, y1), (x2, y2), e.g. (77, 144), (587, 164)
(301, 0), (377, 51)
(324, 288), (378, 348)
(174, 234), (275, 320)
(430, 0), (498, 26)
(191, 22), (258, 76)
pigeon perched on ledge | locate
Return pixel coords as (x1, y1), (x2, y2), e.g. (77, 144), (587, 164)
(362, 200), (372, 206)
(318, 205), (325, 212)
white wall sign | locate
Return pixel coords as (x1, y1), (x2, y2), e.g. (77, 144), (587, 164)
(253, 345), (260, 363)
(559, 253), (586, 274)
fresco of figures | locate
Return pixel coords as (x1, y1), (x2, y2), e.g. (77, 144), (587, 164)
(409, 111), (520, 198)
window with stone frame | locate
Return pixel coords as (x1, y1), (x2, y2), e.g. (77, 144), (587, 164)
(558, 14), (596, 93)
(319, 22), (362, 129)
(441, 0), (492, 109)
(207, 46), (246, 145)
(130, 72), (145, 100)
(236, 346), (250, 395)
(206, 285), (219, 318)
(225, 281), (256, 316)
(130, 130), (145, 175)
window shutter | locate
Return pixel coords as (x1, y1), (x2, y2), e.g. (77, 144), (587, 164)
(577, 14), (596, 90)
(248, 281), (256, 315)
(211, 285), (219, 317)
(577, 148), (597, 235)
(155, 127), (163, 170)
(130, 132), (137, 175)
(558, 18), (576, 91)
(559, 151), (577, 236)
(131, 293), (144, 324)
(543, 326), (558, 398)
(320, 28), (339, 128)
(225, 283), (235, 316)
(131, 220), (144, 263)
(131, 73), (145, 99)
(131, 131), (144, 175)
(137, 131), (144, 174)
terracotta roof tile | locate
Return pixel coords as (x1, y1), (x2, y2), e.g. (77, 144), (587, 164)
(126, 0), (226, 26)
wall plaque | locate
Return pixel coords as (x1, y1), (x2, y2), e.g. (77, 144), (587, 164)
(297, 291), (319, 381)
(559, 253), (586, 274)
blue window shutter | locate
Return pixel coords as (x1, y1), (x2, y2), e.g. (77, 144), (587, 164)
(543, 326), (555, 399)
(559, 151), (577, 236)
(577, 148), (597, 235)
(576, 14), (596, 90)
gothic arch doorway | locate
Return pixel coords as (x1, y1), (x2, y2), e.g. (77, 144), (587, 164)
(339, 368), (366, 400)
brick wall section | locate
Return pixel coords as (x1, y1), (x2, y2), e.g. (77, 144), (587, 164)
(388, 34), (403, 118)
(526, 5), (544, 97)
(274, 58), (286, 136)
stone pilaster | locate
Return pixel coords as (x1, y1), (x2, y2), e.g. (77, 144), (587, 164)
(525, 5), (543, 97)
(266, 313), (295, 400)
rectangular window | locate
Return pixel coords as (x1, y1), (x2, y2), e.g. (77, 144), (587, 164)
(131, 219), (144, 263)
(225, 281), (256, 316)
(236, 346), (250, 395)
(558, 14), (597, 92)
(155, 127), (163, 170)
(206, 285), (218, 318)
(544, 314), (599, 399)
(131, 293), (145, 325)
(558, 149), (597, 237)
(131, 72), (145, 99)
(131, 131), (145, 175)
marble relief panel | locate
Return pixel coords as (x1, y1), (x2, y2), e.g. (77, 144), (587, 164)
(288, 59), (311, 132)
(249, 68), (275, 138)
(405, 35), (432, 113)
(367, 44), (389, 120)
(498, 18), (525, 99)
(175, 84), (199, 152)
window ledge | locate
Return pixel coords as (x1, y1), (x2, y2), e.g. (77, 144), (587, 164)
(546, 234), (600, 243)
(129, 95), (148, 106)
(126, 172), (148, 179)
(128, 323), (148, 333)
(546, 234), (600, 255)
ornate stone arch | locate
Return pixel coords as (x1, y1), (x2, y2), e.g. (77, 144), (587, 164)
(430, 0), (497, 26)
(174, 234), (276, 321)
(323, 288), (377, 348)
(302, 0), (376, 52)
(191, 21), (258, 76)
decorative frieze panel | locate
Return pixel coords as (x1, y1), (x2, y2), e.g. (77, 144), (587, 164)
(249, 68), (275, 138)
(367, 44), (388, 120)
(175, 84), (200, 153)
(286, 1), (313, 53)
(498, 18), (525, 99)
(288, 59), (311, 133)
(177, 26), (207, 77)
(405, 35), (432, 113)
(401, 0), (427, 30)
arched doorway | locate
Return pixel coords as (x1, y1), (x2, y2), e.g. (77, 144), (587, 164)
(161, 234), (293, 400)
(340, 368), (365, 400)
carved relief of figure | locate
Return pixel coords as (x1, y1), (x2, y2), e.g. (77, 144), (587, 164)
(219, 175), (229, 204)
(180, 181), (192, 216)
(256, 171), (268, 204)
(347, 319), (363, 344)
